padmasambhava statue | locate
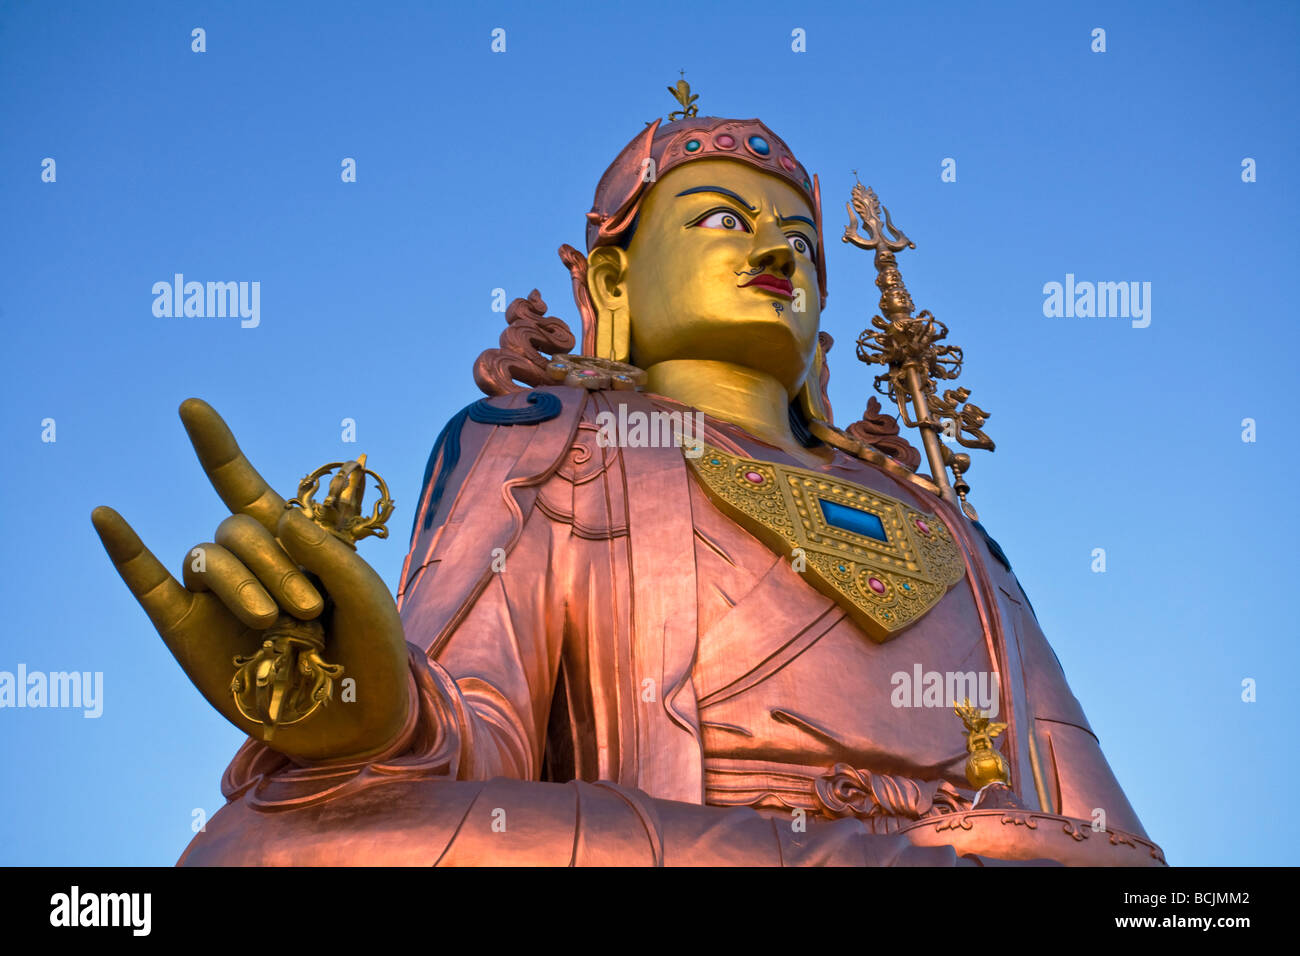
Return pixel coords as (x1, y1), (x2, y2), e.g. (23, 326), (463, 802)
(93, 84), (1164, 866)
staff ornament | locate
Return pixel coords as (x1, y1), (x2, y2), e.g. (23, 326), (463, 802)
(844, 181), (994, 519)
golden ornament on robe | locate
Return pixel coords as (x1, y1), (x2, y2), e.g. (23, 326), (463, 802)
(685, 439), (964, 641)
(953, 697), (1010, 790)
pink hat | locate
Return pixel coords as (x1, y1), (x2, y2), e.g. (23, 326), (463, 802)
(585, 116), (827, 309)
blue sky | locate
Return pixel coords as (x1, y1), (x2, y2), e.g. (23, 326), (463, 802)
(1, 0), (1296, 865)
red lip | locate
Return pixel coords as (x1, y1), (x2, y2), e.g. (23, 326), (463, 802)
(740, 273), (794, 298)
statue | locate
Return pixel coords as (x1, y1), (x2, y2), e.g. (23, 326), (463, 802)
(92, 81), (1165, 866)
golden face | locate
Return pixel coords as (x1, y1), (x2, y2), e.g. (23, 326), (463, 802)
(592, 158), (821, 395)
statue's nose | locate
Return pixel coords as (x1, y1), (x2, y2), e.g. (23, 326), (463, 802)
(748, 221), (795, 278)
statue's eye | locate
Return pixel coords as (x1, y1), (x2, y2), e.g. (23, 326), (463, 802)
(694, 209), (750, 232)
(787, 234), (815, 258)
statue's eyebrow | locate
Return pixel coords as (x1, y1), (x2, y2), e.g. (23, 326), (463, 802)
(674, 185), (757, 211)
(778, 213), (816, 230)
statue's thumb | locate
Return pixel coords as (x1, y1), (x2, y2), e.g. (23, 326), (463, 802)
(276, 507), (384, 613)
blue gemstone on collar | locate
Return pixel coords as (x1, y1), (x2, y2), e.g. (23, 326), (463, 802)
(685, 139), (701, 152)
(819, 499), (887, 542)
(747, 135), (770, 155)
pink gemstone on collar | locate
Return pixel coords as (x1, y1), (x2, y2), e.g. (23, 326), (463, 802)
(915, 518), (931, 535)
(744, 470), (764, 484)
(715, 134), (736, 148)
(780, 156), (796, 171)
(868, 577), (886, 594)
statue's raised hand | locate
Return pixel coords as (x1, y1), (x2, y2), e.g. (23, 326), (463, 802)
(91, 399), (411, 763)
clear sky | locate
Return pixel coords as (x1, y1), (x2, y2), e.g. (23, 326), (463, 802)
(1, 0), (1296, 866)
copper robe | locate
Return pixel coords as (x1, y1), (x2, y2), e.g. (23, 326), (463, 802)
(180, 387), (1162, 865)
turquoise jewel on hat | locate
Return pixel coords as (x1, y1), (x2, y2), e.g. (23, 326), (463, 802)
(747, 135), (770, 155)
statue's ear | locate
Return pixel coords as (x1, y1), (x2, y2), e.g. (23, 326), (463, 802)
(585, 246), (631, 362)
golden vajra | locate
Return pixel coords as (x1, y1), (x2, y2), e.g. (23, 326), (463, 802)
(844, 181), (994, 519)
(230, 454), (394, 738)
(953, 697), (1010, 790)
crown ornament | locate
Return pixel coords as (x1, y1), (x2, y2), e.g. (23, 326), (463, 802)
(667, 70), (699, 121)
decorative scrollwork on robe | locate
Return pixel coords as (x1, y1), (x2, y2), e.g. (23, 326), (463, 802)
(473, 289), (577, 396)
(844, 397), (923, 470)
(813, 763), (970, 833)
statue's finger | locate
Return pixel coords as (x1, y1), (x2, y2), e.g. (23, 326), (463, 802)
(91, 506), (194, 636)
(178, 398), (285, 533)
(276, 507), (391, 617)
(180, 542), (280, 630)
(215, 514), (323, 620)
